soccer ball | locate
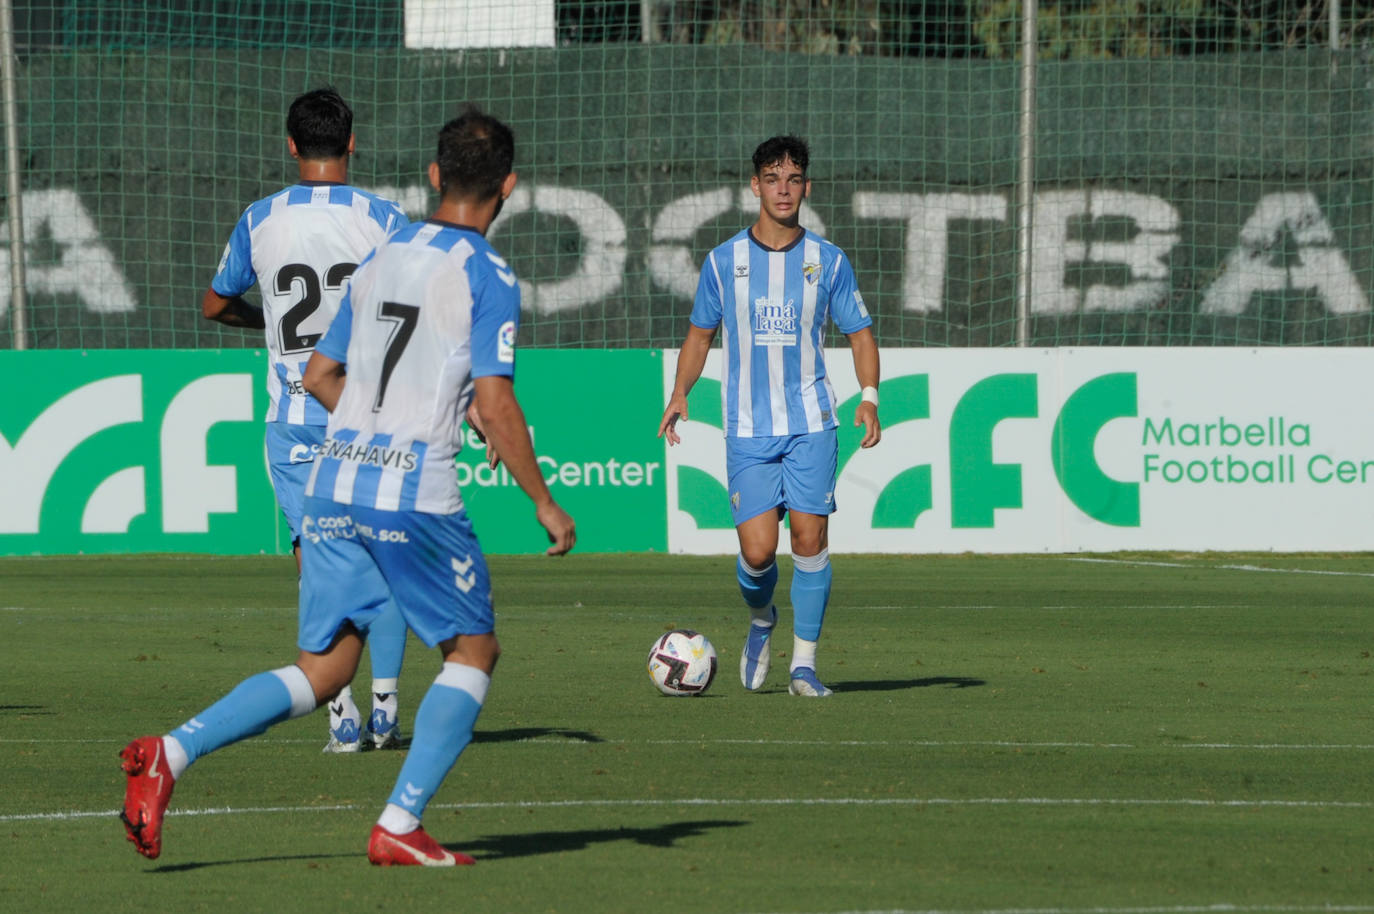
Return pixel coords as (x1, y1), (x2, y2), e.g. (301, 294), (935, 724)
(646, 630), (718, 697)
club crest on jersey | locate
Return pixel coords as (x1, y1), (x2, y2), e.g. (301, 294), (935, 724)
(803, 261), (821, 285)
(753, 297), (797, 346)
(498, 321), (516, 363)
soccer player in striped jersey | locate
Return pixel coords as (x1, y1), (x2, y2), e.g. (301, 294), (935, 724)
(200, 88), (411, 751)
(658, 135), (882, 698)
(120, 106), (575, 865)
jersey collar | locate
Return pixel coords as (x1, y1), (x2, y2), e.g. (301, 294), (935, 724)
(748, 226), (805, 253)
(426, 217), (484, 234)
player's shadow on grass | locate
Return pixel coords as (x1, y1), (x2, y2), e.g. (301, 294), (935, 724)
(151, 853), (356, 873)
(150, 821), (746, 872)
(830, 676), (985, 692)
(472, 726), (604, 744)
(452, 819), (748, 860)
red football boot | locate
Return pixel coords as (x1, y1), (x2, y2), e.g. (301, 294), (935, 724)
(119, 736), (175, 859)
(367, 824), (475, 866)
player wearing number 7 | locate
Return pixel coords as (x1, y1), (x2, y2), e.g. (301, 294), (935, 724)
(121, 106), (576, 865)
(201, 87), (411, 753)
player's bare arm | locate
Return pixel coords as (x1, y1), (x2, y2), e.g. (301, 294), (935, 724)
(201, 287), (266, 329)
(847, 326), (881, 449)
(302, 350), (347, 412)
(659, 323), (717, 445)
(474, 374), (576, 555)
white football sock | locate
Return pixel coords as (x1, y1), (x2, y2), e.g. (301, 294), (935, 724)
(377, 803), (420, 835)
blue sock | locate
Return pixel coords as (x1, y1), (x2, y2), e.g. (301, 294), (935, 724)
(387, 663), (488, 819)
(736, 555), (778, 612)
(169, 665), (315, 766)
(367, 598), (408, 681)
(790, 550), (832, 643)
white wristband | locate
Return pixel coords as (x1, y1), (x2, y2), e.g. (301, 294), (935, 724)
(861, 386), (879, 408)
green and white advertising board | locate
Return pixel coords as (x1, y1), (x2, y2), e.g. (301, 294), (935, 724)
(0, 350), (279, 555)
(4, 348), (1372, 556)
(0, 349), (666, 556)
(663, 347), (1374, 553)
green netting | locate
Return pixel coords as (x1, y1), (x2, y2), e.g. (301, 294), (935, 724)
(2, 1), (1372, 349)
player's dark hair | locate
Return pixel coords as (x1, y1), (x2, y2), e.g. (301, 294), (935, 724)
(286, 87), (353, 160)
(753, 135), (809, 175)
(435, 106), (515, 202)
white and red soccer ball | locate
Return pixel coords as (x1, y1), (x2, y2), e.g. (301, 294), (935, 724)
(646, 630), (718, 697)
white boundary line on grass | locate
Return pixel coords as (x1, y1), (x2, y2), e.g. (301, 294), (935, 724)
(5, 738), (1374, 750)
(8, 794), (1373, 824)
(750, 906), (1374, 914)
(1067, 558), (1374, 578)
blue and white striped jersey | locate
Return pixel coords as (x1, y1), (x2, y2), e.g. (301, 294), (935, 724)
(212, 181), (409, 426)
(306, 220), (521, 515)
(691, 227), (872, 438)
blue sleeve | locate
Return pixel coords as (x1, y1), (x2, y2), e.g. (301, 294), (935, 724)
(210, 212), (256, 297)
(827, 249), (872, 335)
(469, 254), (521, 379)
(315, 289), (352, 364)
(689, 250), (724, 330)
(375, 199), (410, 236)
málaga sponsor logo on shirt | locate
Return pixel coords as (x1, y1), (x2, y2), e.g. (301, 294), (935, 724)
(321, 437), (419, 472)
(753, 297), (797, 346)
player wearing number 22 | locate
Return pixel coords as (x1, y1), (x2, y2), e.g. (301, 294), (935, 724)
(200, 88), (411, 752)
(659, 135), (882, 698)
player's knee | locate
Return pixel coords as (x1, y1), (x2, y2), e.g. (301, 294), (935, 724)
(740, 545), (776, 571)
(446, 632), (501, 674)
(295, 650), (361, 704)
(307, 669), (355, 705)
(789, 531), (826, 557)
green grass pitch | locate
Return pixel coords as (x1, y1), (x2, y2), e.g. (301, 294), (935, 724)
(2, 552), (1372, 913)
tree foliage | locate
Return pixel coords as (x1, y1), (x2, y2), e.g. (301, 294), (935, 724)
(604, 0), (1374, 58)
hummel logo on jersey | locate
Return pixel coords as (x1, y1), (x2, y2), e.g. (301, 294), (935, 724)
(487, 252), (516, 286)
(734, 263), (749, 277)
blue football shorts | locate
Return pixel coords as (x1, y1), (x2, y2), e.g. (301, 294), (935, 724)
(725, 430), (839, 526)
(297, 494), (494, 652)
(264, 422), (326, 544)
